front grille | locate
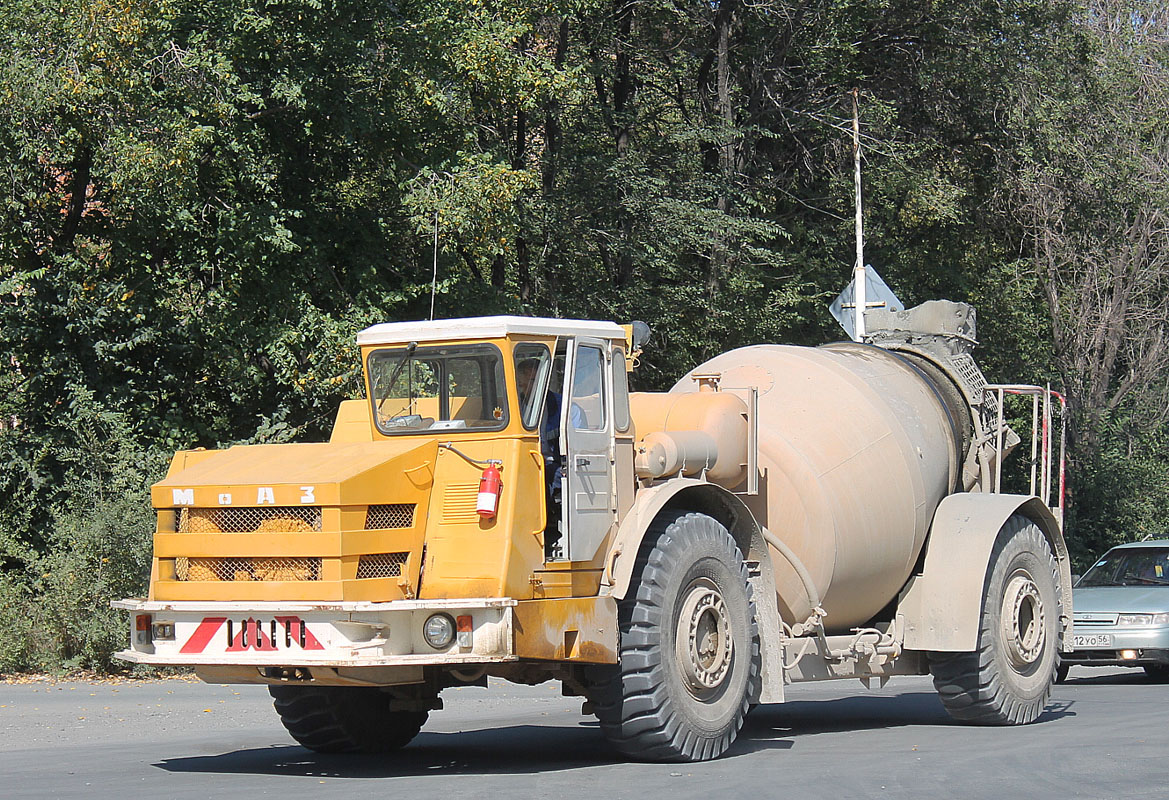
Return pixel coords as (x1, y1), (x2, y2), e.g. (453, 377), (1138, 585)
(1074, 614), (1119, 627)
(176, 556), (321, 582)
(177, 507), (321, 533)
(356, 552), (409, 579)
(365, 504), (416, 530)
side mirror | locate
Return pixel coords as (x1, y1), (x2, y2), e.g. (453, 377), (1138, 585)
(630, 321), (652, 353)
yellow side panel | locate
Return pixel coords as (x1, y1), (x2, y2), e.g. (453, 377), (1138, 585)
(418, 437), (547, 600)
(513, 596), (618, 663)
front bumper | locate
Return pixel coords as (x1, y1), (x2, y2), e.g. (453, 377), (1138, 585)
(1064, 623), (1169, 667)
(113, 597), (517, 668)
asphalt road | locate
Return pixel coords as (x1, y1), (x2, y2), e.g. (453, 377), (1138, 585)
(1, 666), (1163, 800)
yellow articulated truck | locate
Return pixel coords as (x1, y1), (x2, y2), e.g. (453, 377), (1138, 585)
(116, 300), (1071, 762)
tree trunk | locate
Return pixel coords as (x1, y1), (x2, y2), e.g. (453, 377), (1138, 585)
(56, 142), (93, 255)
(539, 19), (570, 304)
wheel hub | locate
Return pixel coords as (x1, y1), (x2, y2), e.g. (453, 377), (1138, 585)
(1000, 571), (1045, 669)
(676, 578), (733, 694)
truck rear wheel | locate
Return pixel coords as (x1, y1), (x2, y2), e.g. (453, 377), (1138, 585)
(269, 685), (428, 753)
(928, 515), (1061, 724)
(589, 511), (760, 762)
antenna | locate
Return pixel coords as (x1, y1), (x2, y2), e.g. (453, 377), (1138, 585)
(851, 88), (866, 340)
(429, 208), (438, 321)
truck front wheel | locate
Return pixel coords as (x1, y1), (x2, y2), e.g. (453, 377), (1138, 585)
(928, 514), (1061, 724)
(589, 511), (760, 761)
(269, 685), (428, 753)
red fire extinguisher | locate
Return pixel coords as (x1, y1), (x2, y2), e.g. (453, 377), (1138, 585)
(477, 462), (502, 519)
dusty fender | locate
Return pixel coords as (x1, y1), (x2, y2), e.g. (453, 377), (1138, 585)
(601, 478), (785, 703)
(898, 493), (1072, 653)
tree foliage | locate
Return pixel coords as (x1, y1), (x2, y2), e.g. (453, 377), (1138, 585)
(1, 0), (1167, 669)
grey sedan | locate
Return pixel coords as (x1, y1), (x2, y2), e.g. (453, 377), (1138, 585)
(1060, 539), (1169, 682)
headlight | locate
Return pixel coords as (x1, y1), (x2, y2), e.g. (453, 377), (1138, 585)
(423, 613), (456, 649)
(1117, 613), (1169, 626)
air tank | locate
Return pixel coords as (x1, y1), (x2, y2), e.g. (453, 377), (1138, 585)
(671, 342), (967, 632)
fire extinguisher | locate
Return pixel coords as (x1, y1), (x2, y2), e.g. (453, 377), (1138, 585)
(477, 462), (502, 519)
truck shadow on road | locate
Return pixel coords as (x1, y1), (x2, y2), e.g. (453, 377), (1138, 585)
(739, 690), (1074, 750)
(155, 690), (1075, 778)
(157, 724), (621, 778)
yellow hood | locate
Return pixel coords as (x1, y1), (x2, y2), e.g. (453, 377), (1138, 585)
(152, 440), (439, 508)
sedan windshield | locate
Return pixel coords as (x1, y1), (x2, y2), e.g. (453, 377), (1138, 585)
(367, 343), (508, 435)
(1078, 546), (1169, 587)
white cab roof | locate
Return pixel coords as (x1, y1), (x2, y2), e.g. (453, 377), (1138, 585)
(356, 315), (626, 346)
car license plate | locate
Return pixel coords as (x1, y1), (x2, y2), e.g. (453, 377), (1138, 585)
(1073, 633), (1113, 648)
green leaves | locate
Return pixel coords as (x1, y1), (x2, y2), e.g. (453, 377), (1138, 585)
(1, 0), (1168, 668)
(404, 153), (539, 268)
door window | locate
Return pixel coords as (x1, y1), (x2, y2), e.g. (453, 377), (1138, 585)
(570, 345), (606, 431)
(513, 343), (552, 430)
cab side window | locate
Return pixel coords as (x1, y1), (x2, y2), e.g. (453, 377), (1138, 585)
(612, 348), (631, 433)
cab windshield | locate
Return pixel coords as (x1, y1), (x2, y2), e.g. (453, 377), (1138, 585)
(1078, 547), (1169, 587)
(368, 343), (508, 435)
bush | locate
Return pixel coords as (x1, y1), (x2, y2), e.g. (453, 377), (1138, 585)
(0, 399), (165, 674)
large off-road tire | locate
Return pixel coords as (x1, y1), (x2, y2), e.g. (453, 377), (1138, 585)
(269, 685), (428, 753)
(929, 514), (1062, 724)
(589, 511), (760, 762)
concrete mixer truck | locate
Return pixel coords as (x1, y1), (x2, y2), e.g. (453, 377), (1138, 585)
(115, 300), (1071, 762)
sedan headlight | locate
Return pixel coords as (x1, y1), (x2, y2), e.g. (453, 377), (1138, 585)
(1117, 613), (1169, 626)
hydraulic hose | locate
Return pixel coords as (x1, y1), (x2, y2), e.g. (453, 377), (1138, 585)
(760, 526), (826, 636)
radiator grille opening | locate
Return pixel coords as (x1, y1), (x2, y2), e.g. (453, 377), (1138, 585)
(356, 552), (409, 579)
(176, 556), (321, 582)
(177, 507), (321, 533)
(365, 504), (416, 530)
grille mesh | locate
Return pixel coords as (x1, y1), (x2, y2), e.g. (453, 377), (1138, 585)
(947, 352), (988, 397)
(356, 552), (409, 579)
(177, 507), (321, 533)
(176, 557), (321, 582)
(365, 504), (416, 530)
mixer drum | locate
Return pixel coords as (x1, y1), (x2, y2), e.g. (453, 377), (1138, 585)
(672, 342), (965, 630)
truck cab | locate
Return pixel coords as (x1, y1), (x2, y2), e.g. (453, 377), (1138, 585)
(352, 316), (637, 566)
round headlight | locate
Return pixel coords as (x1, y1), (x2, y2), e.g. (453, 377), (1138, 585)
(423, 613), (456, 649)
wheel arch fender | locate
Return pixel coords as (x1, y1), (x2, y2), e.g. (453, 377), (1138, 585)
(602, 478), (785, 702)
(899, 493), (1072, 653)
